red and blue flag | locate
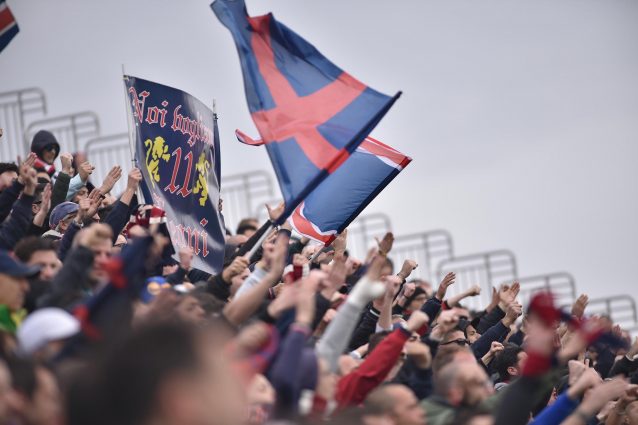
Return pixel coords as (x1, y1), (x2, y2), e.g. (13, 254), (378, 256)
(0, 0), (19, 54)
(236, 130), (411, 245)
(212, 0), (400, 224)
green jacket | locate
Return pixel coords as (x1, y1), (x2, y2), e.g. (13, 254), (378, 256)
(0, 304), (26, 333)
(420, 391), (505, 425)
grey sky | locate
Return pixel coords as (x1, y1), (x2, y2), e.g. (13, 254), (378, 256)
(1, 0), (637, 301)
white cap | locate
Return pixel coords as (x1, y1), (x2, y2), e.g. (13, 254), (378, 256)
(17, 308), (80, 355)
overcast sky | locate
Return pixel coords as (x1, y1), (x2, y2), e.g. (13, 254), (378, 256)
(2, 0), (637, 302)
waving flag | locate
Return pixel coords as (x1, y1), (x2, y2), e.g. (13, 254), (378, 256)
(237, 130), (411, 245)
(0, 0), (19, 53)
(212, 0), (400, 224)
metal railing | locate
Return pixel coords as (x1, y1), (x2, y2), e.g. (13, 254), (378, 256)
(24, 111), (100, 155)
(0, 88), (47, 161)
(391, 230), (454, 282)
(587, 296), (638, 331)
(221, 170), (275, 232)
(436, 250), (518, 310)
(85, 133), (134, 195)
(345, 213), (392, 260)
(516, 272), (577, 310)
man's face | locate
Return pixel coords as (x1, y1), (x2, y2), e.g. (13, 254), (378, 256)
(41, 146), (57, 164)
(176, 295), (205, 325)
(73, 187), (89, 202)
(466, 325), (480, 344)
(24, 367), (62, 425)
(0, 171), (17, 191)
(0, 273), (29, 312)
(28, 250), (61, 282)
(459, 363), (493, 406)
(511, 351), (528, 378)
(57, 213), (77, 234)
(407, 294), (427, 312)
(91, 239), (113, 282)
(388, 386), (426, 425)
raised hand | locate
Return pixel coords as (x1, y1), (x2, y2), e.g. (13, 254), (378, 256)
(78, 161), (95, 182)
(567, 359), (588, 386)
(222, 255), (250, 283)
(127, 168), (142, 191)
(383, 275), (403, 301)
(265, 201), (285, 222)
(178, 246), (194, 271)
(295, 271), (323, 326)
(263, 235), (287, 279)
(406, 310), (429, 333)
(498, 282), (520, 308)
(100, 165), (123, 195)
(332, 229), (348, 256)
(33, 183), (52, 227)
(59, 152), (73, 175)
(375, 232), (394, 256)
(83, 189), (102, 219)
(398, 259), (418, 281)
(267, 284), (299, 319)
(468, 284), (482, 296)
(18, 159), (37, 195)
(577, 377), (630, 417)
(435, 309), (459, 334)
(22, 152), (37, 168)
(489, 341), (504, 356)
(435, 272), (455, 300)
(567, 367), (602, 400)
(571, 294), (589, 319)
(502, 301), (523, 326)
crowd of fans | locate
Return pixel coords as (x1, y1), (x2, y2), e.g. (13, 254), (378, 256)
(0, 129), (637, 425)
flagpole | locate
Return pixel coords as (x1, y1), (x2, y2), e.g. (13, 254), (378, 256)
(246, 222), (273, 262)
(121, 65), (144, 202)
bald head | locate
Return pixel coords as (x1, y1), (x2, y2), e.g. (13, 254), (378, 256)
(365, 384), (425, 425)
(435, 361), (492, 407)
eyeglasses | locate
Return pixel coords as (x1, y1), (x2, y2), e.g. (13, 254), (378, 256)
(440, 339), (469, 347)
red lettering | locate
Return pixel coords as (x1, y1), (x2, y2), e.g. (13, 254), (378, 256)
(165, 147), (182, 194)
(128, 88), (150, 124)
(177, 151), (193, 198)
(201, 230), (208, 258)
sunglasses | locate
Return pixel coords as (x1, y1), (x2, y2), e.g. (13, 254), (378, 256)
(441, 339), (470, 347)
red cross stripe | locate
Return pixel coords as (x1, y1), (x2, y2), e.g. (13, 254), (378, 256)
(248, 14), (367, 172)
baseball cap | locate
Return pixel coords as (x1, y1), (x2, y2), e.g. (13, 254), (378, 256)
(17, 308), (80, 355)
(0, 251), (40, 278)
(49, 201), (79, 230)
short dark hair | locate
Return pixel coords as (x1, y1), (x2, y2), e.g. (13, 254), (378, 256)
(0, 162), (18, 176)
(493, 344), (524, 383)
(432, 344), (472, 374)
(13, 236), (57, 262)
(236, 218), (258, 236)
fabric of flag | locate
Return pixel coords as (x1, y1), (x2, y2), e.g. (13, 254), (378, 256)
(236, 130), (411, 245)
(212, 0), (400, 224)
(0, 0), (19, 53)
